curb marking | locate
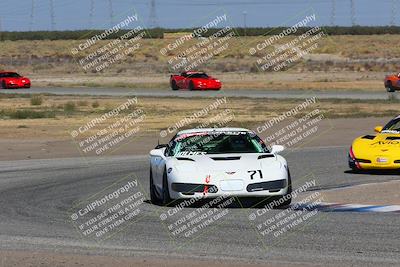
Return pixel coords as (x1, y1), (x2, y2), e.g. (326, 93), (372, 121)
(292, 202), (400, 213)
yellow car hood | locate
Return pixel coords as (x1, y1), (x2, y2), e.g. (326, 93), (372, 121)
(352, 133), (400, 162)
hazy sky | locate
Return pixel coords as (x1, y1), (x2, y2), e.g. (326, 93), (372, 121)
(0, 0), (397, 31)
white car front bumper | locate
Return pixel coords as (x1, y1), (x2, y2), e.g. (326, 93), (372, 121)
(167, 171), (289, 199)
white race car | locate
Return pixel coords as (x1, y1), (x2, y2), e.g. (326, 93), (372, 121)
(149, 128), (292, 207)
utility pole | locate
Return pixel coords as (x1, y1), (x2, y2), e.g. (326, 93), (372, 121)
(149, 0), (158, 28)
(330, 0), (336, 26)
(350, 0), (356, 26)
(49, 0), (56, 31)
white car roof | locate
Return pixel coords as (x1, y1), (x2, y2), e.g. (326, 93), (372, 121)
(177, 128), (252, 135)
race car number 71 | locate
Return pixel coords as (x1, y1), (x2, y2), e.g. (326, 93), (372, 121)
(248, 170), (263, 179)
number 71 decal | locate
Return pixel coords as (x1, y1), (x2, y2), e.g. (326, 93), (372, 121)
(248, 170), (263, 179)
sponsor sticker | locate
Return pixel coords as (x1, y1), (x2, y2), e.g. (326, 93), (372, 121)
(376, 157), (388, 163)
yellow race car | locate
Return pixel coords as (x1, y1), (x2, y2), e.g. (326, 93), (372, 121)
(349, 116), (400, 171)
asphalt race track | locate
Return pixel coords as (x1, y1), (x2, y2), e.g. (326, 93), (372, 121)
(0, 146), (399, 266)
(1, 87), (396, 100)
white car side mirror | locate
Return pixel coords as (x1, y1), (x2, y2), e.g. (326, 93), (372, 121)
(271, 145), (285, 154)
(150, 148), (166, 158)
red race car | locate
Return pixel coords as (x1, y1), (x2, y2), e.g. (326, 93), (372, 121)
(0, 71), (31, 89)
(170, 71), (221, 91)
(384, 72), (400, 92)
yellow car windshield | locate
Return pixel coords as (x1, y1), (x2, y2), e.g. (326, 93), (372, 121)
(382, 118), (400, 133)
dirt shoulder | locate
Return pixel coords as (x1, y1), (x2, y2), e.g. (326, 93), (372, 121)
(0, 117), (388, 161)
(1, 93), (395, 161)
(0, 250), (314, 267)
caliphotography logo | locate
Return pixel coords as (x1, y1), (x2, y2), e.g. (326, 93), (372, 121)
(69, 175), (147, 242)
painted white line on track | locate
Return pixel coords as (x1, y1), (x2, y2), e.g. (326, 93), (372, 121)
(293, 202), (400, 213)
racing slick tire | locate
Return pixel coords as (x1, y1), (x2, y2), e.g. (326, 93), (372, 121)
(386, 81), (395, 92)
(2, 81), (7, 89)
(171, 81), (179, 91)
(348, 156), (362, 173)
(150, 170), (160, 204)
(189, 81), (195, 91)
(349, 166), (361, 173)
(161, 168), (172, 206)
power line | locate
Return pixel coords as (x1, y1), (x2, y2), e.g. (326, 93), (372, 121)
(155, 0), (342, 6)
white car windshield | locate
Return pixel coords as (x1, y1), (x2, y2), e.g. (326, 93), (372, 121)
(166, 131), (269, 156)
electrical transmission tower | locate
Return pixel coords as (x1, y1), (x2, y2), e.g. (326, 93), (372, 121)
(330, 0), (336, 26)
(0, 16), (3, 41)
(108, 0), (114, 26)
(391, 0), (397, 26)
(49, 0), (56, 30)
(350, 0), (356, 26)
(89, 0), (95, 28)
(149, 0), (158, 28)
(30, 0), (34, 31)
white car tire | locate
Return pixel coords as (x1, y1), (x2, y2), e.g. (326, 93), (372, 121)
(150, 170), (160, 204)
(161, 169), (172, 206)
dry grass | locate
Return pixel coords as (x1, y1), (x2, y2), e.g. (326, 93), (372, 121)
(0, 35), (400, 76)
(0, 94), (399, 140)
(0, 35), (397, 91)
(1, 35), (398, 60)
